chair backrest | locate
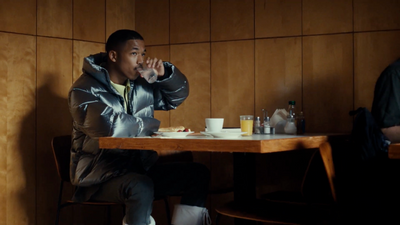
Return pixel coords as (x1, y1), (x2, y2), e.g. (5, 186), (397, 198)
(319, 142), (337, 203)
(51, 135), (72, 183)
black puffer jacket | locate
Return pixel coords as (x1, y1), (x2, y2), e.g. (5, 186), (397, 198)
(68, 53), (189, 187)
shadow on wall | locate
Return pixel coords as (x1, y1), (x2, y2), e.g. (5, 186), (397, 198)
(31, 75), (120, 225)
(17, 74), (74, 225)
(15, 87), (36, 224)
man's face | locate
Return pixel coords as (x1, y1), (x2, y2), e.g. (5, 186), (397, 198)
(115, 39), (146, 81)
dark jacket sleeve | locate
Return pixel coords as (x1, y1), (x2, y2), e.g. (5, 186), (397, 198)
(69, 85), (160, 139)
(371, 62), (400, 128)
(153, 62), (189, 110)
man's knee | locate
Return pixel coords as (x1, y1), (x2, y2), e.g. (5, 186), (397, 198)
(124, 174), (154, 200)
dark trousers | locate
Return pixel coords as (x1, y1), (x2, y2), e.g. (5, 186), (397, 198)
(89, 162), (210, 225)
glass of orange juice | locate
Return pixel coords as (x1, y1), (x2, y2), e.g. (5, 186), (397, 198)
(240, 115), (254, 136)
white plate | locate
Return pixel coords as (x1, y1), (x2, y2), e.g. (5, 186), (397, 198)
(201, 131), (246, 138)
(154, 131), (194, 138)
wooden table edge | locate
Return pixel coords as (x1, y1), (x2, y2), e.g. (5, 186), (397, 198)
(389, 143), (400, 159)
(99, 135), (343, 153)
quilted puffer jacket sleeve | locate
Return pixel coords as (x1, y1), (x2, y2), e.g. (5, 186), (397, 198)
(69, 84), (160, 140)
(153, 62), (189, 110)
(371, 63), (400, 128)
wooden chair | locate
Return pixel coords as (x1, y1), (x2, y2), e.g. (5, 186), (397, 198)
(215, 144), (339, 225)
(51, 135), (171, 225)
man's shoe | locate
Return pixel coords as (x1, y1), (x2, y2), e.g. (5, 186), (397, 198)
(122, 215), (155, 225)
(171, 204), (211, 225)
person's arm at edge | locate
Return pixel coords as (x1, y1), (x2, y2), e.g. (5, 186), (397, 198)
(382, 126), (400, 143)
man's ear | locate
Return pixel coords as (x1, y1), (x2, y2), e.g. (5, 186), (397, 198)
(108, 50), (117, 63)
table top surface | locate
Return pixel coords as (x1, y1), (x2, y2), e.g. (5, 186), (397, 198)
(99, 133), (347, 153)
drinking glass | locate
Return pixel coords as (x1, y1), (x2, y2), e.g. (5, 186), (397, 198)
(137, 64), (158, 83)
(240, 115), (254, 136)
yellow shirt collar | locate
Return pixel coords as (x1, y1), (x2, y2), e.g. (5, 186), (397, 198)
(110, 80), (131, 111)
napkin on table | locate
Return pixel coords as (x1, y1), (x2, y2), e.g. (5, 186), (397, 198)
(270, 109), (289, 134)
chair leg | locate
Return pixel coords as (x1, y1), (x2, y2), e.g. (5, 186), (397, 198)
(55, 181), (64, 225)
(106, 205), (111, 225)
(163, 197), (171, 225)
(215, 212), (221, 225)
(55, 207), (61, 225)
(122, 204), (126, 216)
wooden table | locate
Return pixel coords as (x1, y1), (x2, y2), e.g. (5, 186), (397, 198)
(99, 133), (345, 225)
(388, 143), (400, 159)
(99, 133), (342, 153)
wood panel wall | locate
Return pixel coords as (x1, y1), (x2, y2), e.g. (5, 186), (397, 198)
(135, 0), (400, 224)
(1, 0), (400, 225)
(0, 0), (134, 224)
(0, 32), (36, 225)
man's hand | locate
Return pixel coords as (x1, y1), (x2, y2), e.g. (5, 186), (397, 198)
(146, 57), (165, 77)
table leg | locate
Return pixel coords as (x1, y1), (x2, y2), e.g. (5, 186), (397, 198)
(233, 152), (257, 225)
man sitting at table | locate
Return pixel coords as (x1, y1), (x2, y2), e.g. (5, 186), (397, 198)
(369, 58), (400, 223)
(371, 58), (400, 143)
(68, 29), (210, 225)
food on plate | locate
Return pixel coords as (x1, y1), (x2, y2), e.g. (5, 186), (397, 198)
(158, 126), (191, 132)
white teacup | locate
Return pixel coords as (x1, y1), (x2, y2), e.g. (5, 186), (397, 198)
(205, 118), (224, 132)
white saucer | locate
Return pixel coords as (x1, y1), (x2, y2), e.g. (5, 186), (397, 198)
(201, 130), (246, 138)
(154, 131), (194, 138)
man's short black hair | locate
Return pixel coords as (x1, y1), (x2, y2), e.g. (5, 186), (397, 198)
(106, 29), (144, 53)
